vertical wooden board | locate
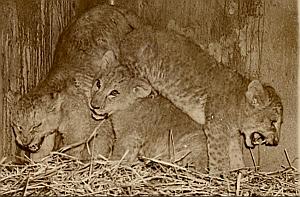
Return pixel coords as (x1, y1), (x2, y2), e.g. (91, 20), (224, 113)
(0, 39), (2, 159)
(0, 0), (100, 159)
(135, 0), (222, 44)
(252, 0), (298, 171)
(128, 0), (265, 94)
(0, 0), (19, 160)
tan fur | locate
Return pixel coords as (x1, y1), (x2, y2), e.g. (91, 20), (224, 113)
(90, 29), (283, 173)
(13, 81), (208, 170)
(111, 96), (208, 172)
(11, 84), (115, 161)
(30, 133), (56, 161)
(56, 87), (115, 161)
(10, 4), (142, 161)
(119, 26), (212, 125)
(90, 27), (211, 125)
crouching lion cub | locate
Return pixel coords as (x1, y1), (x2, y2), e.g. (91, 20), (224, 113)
(11, 82), (114, 162)
(110, 95), (208, 172)
(10, 4), (142, 161)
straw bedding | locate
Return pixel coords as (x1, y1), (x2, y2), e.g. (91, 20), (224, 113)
(0, 150), (298, 196)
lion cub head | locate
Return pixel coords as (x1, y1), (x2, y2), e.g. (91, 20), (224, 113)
(11, 90), (64, 153)
(241, 80), (283, 148)
(89, 51), (152, 120)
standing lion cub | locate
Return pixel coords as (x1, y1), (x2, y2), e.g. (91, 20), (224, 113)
(89, 28), (283, 173)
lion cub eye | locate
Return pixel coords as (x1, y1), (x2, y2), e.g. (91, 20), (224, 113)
(30, 123), (42, 133)
(109, 90), (120, 97)
(33, 122), (42, 130)
(270, 119), (278, 126)
(95, 79), (101, 89)
(11, 122), (21, 131)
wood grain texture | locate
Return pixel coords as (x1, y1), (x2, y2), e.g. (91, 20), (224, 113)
(0, 0), (297, 170)
(0, 0), (99, 159)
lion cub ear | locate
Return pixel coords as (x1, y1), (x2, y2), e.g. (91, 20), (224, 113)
(137, 42), (156, 60)
(6, 90), (22, 111)
(245, 80), (269, 108)
(98, 50), (117, 71)
(6, 90), (21, 105)
(132, 78), (152, 98)
(47, 92), (63, 112)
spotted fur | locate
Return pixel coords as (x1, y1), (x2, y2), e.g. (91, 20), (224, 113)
(89, 28), (283, 173)
(111, 95), (208, 172)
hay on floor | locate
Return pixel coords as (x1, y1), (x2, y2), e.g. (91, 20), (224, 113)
(0, 151), (298, 196)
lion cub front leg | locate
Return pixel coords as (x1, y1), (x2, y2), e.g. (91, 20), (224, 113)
(205, 118), (245, 175)
(205, 119), (231, 174)
(31, 132), (56, 161)
(229, 130), (245, 170)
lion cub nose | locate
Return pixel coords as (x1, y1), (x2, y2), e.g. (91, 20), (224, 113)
(21, 136), (32, 146)
(266, 135), (279, 146)
(90, 99), (100, 109)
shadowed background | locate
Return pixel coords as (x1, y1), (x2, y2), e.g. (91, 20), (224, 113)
(0, 0), (297, 171)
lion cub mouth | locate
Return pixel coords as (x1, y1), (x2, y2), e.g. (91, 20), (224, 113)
(91, 112), (109, 120)
(245, 131), (279, 148)
(27, 142), (42, 153)
(17, 136), (44, 153)
(251, 132), (266, 145)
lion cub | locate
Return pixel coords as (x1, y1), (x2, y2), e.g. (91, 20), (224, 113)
(90, 26), (210, 126)
(110, 94), (208, 172)
(11, 82), (114, 162)
(90, 45), (283, 173)
(10, 4), (141, 160)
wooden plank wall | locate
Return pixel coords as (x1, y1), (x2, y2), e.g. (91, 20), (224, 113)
(0, 0), (99, 160)
(134, 0), (265, 78)
(0, 0), (297, 170)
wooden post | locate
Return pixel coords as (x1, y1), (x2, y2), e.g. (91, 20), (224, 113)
(0, 0), (100, 160)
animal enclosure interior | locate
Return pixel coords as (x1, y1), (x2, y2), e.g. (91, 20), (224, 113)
(0, 0), (298, 195)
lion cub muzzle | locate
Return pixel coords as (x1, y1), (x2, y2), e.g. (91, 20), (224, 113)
(244, 128), (280, 148)
(91, 110), (109, 120)
(13, 133), (44, 153)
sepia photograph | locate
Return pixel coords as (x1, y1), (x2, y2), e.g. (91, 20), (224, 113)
(0, 0), (298, 195)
